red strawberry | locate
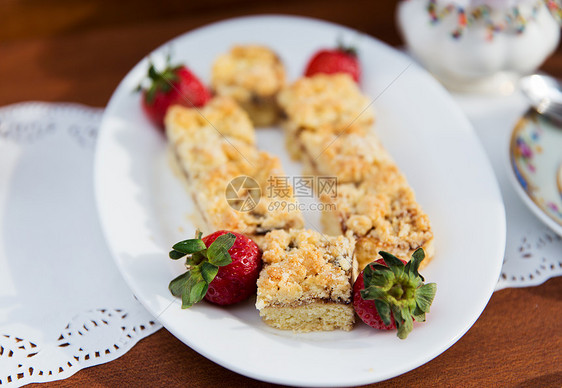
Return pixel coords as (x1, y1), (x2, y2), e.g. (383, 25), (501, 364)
(353, 249), (436, 339)
(304, 45), (361, 83)
(168, 230), (261, 308)
(138, 58), (212, 129)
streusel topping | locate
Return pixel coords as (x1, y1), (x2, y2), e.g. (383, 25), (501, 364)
(323, 180), (432, 254)
(166, 96), (255, 145)
(166, 96), (304, 241)
(299, 131), (395, 183)
(277, 73), (375, 133)
(256, 229), (355, 309)
(212, 45), (286, 100)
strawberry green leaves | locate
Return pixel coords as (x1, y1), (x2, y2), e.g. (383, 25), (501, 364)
(374, 299), (392, 326)
(138, 55), (182, 105)
(170, 239), (206, 257)
(206, 233), (236, 266)
(169, 230), (205, 260)
(168, 231), (236, 308)
(413, 283), (437, 320)
(360, 248), (437, 339)
(200, 261), (219, 284)
(169, 268), (208, 309)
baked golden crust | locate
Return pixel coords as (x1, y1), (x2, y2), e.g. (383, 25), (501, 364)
(256, 229), (356, 332)
(277, 73), (374, 135)
(320, 179), (433, 270)
(211, 45), (286, 126)
(165, 98), (303, 243)
(279, 75), (433, 270)
(165, 97), (257, 180)
(259, 303), (355, 332)
(297, 131), (395, 184)
(189, 152), (302, 236)
(166, 96), (255, 145)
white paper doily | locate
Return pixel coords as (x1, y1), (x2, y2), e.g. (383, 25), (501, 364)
(0, 102), (161, 387)
(452, 92), (562, 291)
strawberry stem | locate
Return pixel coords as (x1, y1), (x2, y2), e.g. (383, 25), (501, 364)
(137, 55), (181, 104)
(360, 249), (436, 339)
(336, 36), (358, 57)
(168, 231), (237, 308)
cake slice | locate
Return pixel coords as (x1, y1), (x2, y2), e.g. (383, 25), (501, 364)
(278, 74), (433, 270)
(165, 97), (304, 246)
(256, 229), (357, 332)
(166, 96), (258, 178)
(211, 45), (286, 127)
(296, 130), (394, 184)
(320, 178), (434, 271)
(277, 73), (374, 160)
(293, 130), (434, 269)
(314, 142), (434, 270)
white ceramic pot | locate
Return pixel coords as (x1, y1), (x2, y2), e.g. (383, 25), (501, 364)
(398, 0), (561, 94)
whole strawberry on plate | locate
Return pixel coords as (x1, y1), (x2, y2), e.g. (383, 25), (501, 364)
(304, 44), (361, 83)
(353, 249), (437, 339)
(137, 55), (212, 129)
(168, 230), (262, 308)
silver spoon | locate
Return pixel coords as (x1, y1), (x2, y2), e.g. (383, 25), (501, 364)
(520, 74), (562, 123)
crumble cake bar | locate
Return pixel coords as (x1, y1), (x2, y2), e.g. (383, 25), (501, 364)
(256, 229), (357, 332)
(165, 97), (303, 245)
(277, 73), (374, 160)
(211, 45), (286, 127)
(277, 74), (433, 269)
(294, 131), (434, 268)
(166, 97), (256, 180)
(320, 179), (434, 271)
(296, 131), (394, 184)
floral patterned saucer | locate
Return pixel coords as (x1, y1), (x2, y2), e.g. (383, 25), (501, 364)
(509, 109), (562, 236)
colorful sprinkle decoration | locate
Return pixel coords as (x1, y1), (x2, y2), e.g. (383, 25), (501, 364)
(408, 0), (562, 39)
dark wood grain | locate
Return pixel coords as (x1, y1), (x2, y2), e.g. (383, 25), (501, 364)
(1, 1), (561, 387)
(0, 0), (401, 107)
(0, 0), (401, 43)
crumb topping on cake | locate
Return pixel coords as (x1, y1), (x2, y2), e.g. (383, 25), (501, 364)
(212, 45), (286, 101)
(298, 131), (394, 183)
(321, 179), (433, 264)
(166, 96), (255, 145)
(277, 73), (375, 133)
(165, 98), (258, 181)
(166, 96), (304, 242)
(256, 229), (355, 310)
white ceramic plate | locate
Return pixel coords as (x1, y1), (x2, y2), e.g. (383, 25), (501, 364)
(508, 109), (562, 236)
(94, 15), (506, 387)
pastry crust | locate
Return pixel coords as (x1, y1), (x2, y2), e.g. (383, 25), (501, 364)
(321, 180), (434, 270)
(277, 73), (374, 144)
(297, 131), (394, 184)
(319, 164), (433, 269)
(165, 98), (304, 244)
(256, 229), (357, 332)
(279, 74), (434, 269)
(211, 45), (286, 126)
(319, 158), (434, 269)
(166, 97), (256, 180)
(258, 303), (355, 332)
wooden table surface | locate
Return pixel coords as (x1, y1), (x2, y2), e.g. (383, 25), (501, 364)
(1, 1), (561, 387)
